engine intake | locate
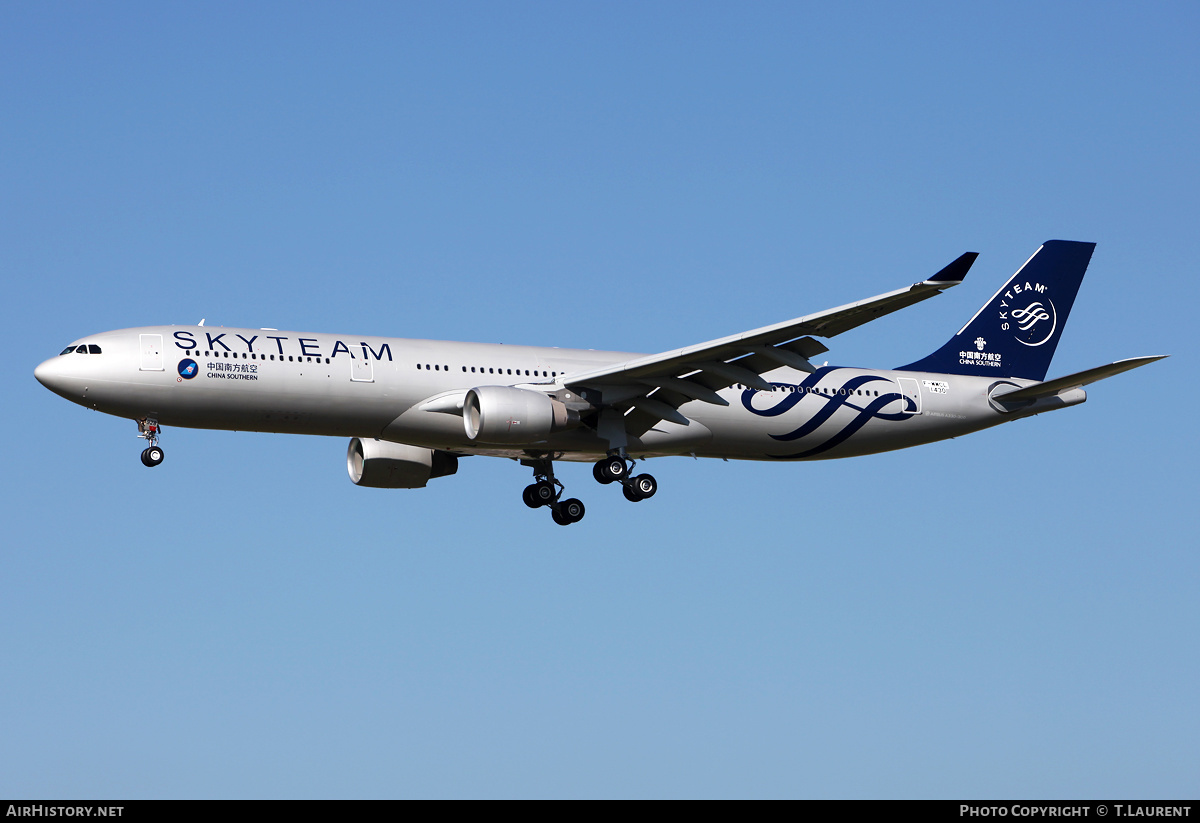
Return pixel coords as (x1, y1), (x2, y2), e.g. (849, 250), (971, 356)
(346, 438), (459, 488)
(463, 386), (580, 445)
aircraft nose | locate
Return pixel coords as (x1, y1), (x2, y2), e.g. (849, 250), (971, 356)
(34, 356), (69, 394)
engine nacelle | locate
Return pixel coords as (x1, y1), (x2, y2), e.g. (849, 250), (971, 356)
(346, 438), (459, 489)
(463, 385), (580, 445)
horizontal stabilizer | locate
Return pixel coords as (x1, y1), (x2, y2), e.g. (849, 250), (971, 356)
(991, 356), (1167, 404)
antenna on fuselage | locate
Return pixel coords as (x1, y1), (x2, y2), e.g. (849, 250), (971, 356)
(198, 319), (205, 326)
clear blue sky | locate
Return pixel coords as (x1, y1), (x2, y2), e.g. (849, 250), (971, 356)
(2, 1), (1196, 798)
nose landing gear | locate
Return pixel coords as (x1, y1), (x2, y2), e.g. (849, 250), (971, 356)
(137, 418), (164, 467)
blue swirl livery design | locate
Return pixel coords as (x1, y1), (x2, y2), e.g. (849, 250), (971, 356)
(742, 367), (918, 459)
(177, 358), (198, 379)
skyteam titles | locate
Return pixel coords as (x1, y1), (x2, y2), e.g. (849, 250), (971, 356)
(172, 330), (393, 361)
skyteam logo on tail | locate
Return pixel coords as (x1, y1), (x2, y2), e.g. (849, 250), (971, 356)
(898, 241), (1095, 382)
(1000, 281), (1057, 346)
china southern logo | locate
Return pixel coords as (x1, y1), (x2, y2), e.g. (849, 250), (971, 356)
(975, 337), (986, 351)
(998, 281), (1057, 347)
(177, 358), (198, 379)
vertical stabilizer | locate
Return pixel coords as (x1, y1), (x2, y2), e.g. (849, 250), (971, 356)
(897, 240), (1096, 381)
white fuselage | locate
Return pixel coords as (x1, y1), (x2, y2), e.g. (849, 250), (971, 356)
(35, 325), (1078, 463)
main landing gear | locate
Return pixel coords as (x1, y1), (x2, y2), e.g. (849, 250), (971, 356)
(522, 457), (586, 526)
(592, 453), (657, 503)
(137, 418), (164, 467)
(519, 452), (658, 525)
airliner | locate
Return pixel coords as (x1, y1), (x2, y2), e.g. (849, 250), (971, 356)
(35, 240), (1164, 525)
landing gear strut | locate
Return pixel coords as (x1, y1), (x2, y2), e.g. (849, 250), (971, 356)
(137, 418), (164, 467)
(521, 456), (585, 525)
(594, 452), (657, 503)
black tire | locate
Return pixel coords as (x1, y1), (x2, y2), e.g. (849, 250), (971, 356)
(593, 460), (613, 485)
(551, 508), (572, 526)
(142, 446), (164, 467)
(601, 456), (627, 483)
(561, 498), (585, 523)
(622, 484), (642, 503)
(533, 480), (556, 506)
(631, 474), (656, 499)
(522, 484), (541, 509)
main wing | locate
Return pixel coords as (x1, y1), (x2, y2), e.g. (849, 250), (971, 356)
(559, 252), (978, 436)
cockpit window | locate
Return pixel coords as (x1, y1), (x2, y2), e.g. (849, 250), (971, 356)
(88, 344), (101, 354)
(75, 345), (88, 353)
(67, 344), (102, 354)
(60, 346), (76, 355)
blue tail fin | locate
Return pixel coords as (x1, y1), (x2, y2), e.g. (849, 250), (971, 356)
(897, 240), (1096, 381)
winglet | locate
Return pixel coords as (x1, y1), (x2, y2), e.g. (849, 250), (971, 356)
(926, 252), (978, 285)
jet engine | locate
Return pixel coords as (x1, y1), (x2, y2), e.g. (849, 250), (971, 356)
(463, 386), (581, 445)
(346, 438), (459, 489)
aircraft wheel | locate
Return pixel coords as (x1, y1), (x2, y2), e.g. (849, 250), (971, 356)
(622, 484), (642, 503)
(141, 446), (164, 467)
(593, 460), (614, 485)
(532, 480), (556, 506)
(522, 484), (541, 509)
(598, 456), (627, 484)
(630, 474), (656, 499)
(551, 508), (572, 526)
(561, 498), (585, 523)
